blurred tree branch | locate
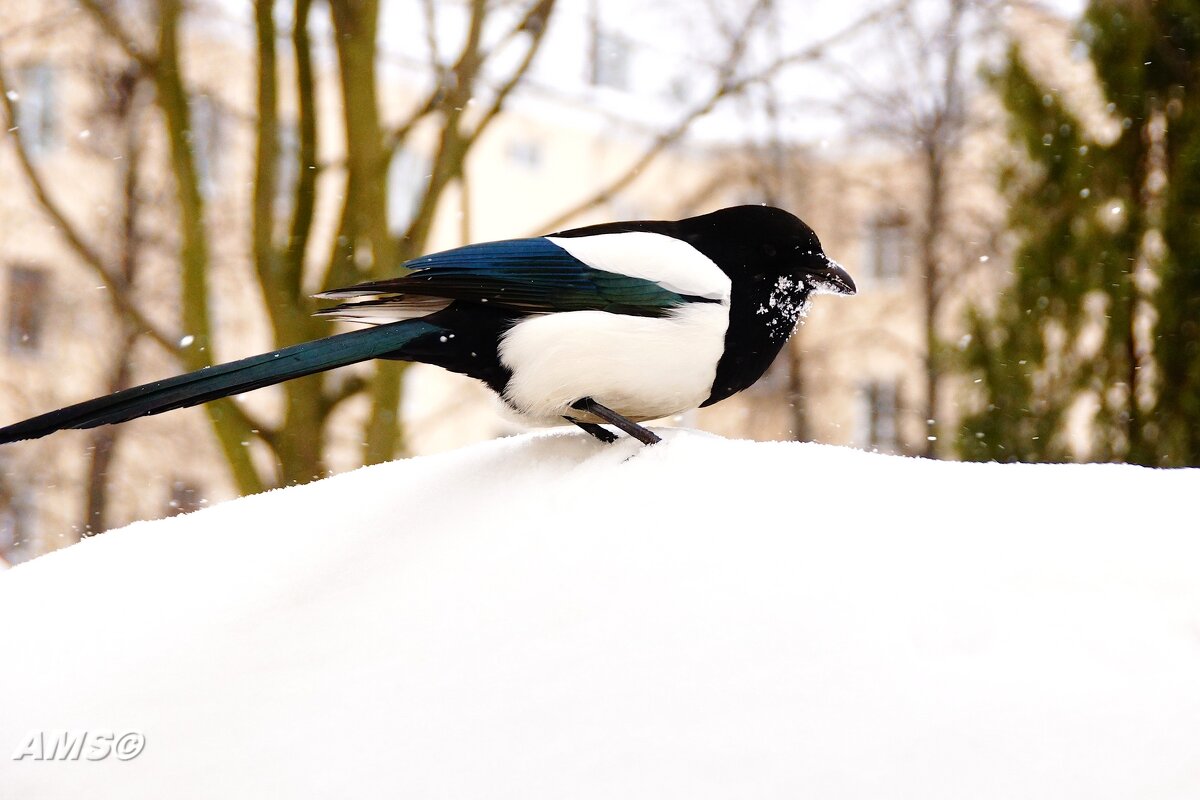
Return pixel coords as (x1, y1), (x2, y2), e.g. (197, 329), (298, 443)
(533, 0), (903, 234)
(76, 0), (155, 68)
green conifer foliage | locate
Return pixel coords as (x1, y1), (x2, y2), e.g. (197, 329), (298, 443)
(961, 1), (1200, 466)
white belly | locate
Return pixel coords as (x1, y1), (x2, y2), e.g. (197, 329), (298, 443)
(498, 303), (729, 424)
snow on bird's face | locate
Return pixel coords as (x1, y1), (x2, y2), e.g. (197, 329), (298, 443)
(746, 236), (855, 341)
(756, 274), (812, 341)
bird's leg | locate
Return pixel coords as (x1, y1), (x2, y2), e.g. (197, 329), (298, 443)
(570, 398), (662, 446)
(563, 417), (619, 444)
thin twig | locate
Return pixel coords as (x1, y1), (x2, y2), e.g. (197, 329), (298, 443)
(76, 0), (155, 68)
(467, 0), (557, 141)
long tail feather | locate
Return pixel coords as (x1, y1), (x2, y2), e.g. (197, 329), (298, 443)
(0, 320), (439, 444)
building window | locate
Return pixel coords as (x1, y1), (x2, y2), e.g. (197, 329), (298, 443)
(7, 267), (48, 354)
(506, 138), (543, 170)
(865, 213), (908, 282)
(589, 29), (631, 90)
(854, 380), (901, 452)
(388, 147), (431, 234)
(167, 478), (204, 516)
(14, 63), (59, 157)
(189, 94), (225, 196)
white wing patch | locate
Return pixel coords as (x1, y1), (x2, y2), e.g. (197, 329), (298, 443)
(547, 232), (730, 303)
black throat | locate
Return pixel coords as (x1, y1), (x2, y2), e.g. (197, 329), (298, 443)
(700, 270), (809, 407)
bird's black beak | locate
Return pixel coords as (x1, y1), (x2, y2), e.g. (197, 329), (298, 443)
(815, 257), (856, 296)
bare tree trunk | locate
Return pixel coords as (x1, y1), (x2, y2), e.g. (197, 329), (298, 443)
(920, 140), (944, 458)
(785, 344), (809, 441)
(82, 70), (147, 536)
(82, 331), (139, 535)
(250, 0), (328, 485)
(153, 0), (266, 494)
(919, 0), (967, 459)
(329, 0), (407, 466)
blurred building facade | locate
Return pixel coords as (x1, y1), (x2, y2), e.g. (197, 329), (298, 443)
(0, 0), (1014, 561)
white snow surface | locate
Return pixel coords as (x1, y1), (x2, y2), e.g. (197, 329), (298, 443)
(2, 430), (1200, 799)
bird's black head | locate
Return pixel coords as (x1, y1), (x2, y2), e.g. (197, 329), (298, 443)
(679, 205), (856, 408)
(678, 205), (856, 300)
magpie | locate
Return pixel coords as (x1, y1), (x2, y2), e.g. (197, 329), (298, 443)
(0, 205), (854, 447)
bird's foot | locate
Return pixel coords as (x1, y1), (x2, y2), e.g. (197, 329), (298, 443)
(564, 417), (619, 444)
(569, 398), (662, 446)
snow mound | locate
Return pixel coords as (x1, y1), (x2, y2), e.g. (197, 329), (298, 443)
(3, 430), (1200, 798)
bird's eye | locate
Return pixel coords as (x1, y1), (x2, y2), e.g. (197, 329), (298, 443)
(762, 244), (777, 258)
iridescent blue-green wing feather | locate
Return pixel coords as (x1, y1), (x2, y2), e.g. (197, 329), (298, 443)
(317, 238), (707, 318)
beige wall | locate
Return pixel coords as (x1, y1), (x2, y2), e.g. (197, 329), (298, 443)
(0, 0), (1017, 561)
